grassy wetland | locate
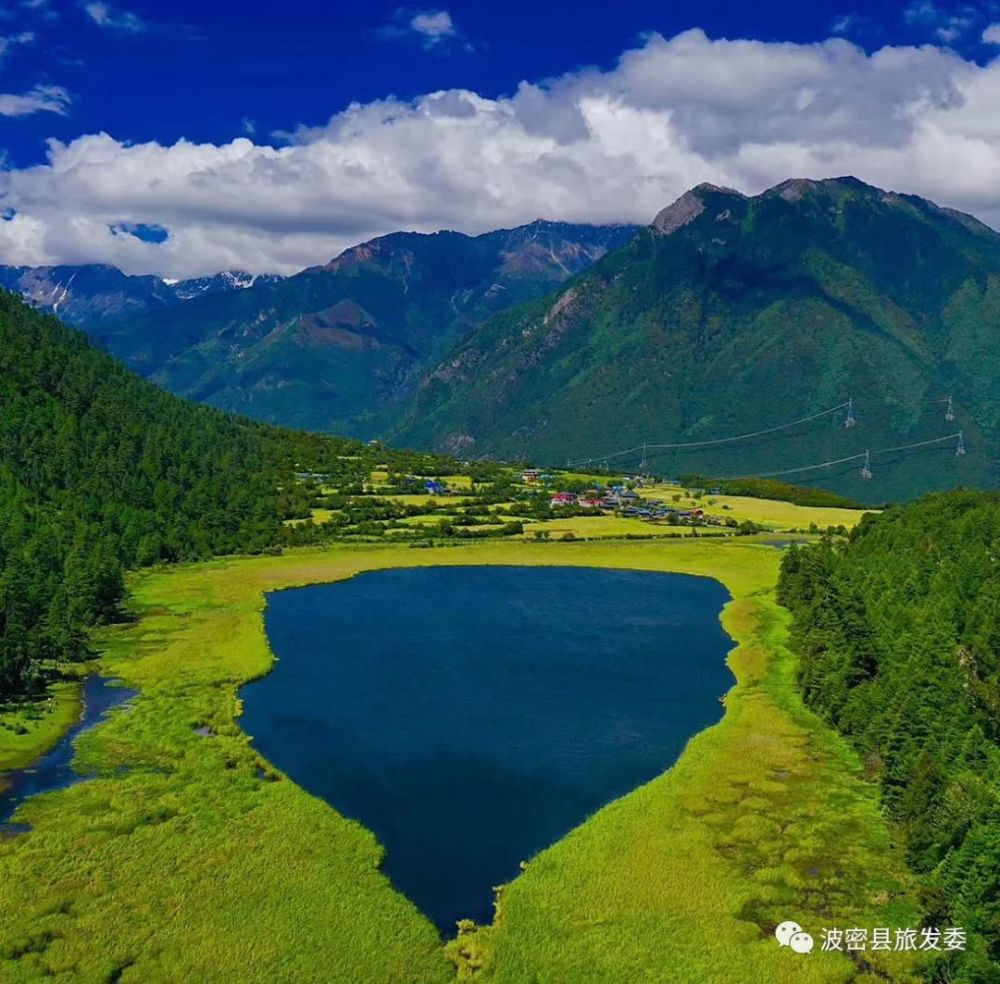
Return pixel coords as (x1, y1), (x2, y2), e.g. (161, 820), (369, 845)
(0, 532), (928, 983)
(0, 680), (82, 786)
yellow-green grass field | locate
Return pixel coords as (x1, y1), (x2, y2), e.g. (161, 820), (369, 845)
(382, 493), (475, 506)
(284, 507), (338, 526)
(368, 472), (474, 492)
(623, 482), (871, 531)
(397, 513), (459, 526)
(0, 538), (924, 983)
(440, 474), (474, 489)
(521, 514), (730, 540)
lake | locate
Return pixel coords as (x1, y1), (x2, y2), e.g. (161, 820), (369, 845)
(240, 565), (733, 933)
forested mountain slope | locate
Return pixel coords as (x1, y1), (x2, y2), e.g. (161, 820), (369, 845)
(779, 491), (1000, 983)
(396, 178), (1000, 503)
(88, 221), (637, 436)
(0, 291), (446, 697)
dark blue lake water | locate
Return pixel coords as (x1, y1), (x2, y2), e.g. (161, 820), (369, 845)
(241, 565), (732, 933)
(0, 676), (135, 829)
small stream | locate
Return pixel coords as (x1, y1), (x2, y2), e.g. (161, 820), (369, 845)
(0, 675), (135, 829)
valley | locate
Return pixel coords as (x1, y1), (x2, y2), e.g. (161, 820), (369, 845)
(5, 0), (1000, 977)
(1, 177), (998, 983)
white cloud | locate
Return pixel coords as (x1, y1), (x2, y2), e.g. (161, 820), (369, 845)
(410, 10), (456, 42)
(984, 23), (1000, 45)
(84, 2), (146, 33)
(378, 8), (468, 52)
(0, 30), (35, 57)
(831, 14), (861, 35)
(0, 84), (70, 116)
(5, 29), (1000, 278)
(903, 0), (977, 44)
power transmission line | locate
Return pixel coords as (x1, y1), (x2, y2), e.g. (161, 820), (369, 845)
(719, 433), (965, 481)
(567, 401), (852, 468)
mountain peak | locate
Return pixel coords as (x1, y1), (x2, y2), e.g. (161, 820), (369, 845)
(766, 175), (882, 202)
(651, 176), (911, 234)
(651, 184), (744, 235)
(693, 182), (744, 196)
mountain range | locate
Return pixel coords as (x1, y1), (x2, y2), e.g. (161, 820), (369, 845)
(71, 221), (637, 435)
(0, 264), (282, 327)
(4, 178), (1000, 502)
(394, 177), (1000, 502)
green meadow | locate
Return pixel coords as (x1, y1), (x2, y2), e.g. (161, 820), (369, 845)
(0, 537), (927, 982)
(0, 679), (82, 782)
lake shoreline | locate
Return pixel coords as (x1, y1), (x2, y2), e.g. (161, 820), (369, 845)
(245, 564), (735, 932)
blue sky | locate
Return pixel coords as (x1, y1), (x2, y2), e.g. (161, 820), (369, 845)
(2, 1), (1000, 276)
(5, 0), (1000, 164)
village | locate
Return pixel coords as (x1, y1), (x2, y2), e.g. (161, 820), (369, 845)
(518, 469), (725, 527)
(283, 455), (866, 545)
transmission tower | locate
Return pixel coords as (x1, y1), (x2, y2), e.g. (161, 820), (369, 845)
(945, 396), (955, 422)
(844, 397), (857, 429)
(638, 443), (649, 473)
(860, 450), (873, 479)
(956, 431), (966, 457)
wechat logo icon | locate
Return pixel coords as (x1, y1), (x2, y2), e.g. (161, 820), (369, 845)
(776, 920), (814, 954)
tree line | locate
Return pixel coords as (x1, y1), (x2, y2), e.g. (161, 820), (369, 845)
(778, 490), (1000, 983)
(0, 292), (455, 698)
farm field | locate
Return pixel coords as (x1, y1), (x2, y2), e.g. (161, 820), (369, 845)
(640, 483), (872, 531)
(382, 494), (474, 507)
(520, 514), (728, 539)
(0, 535), (924, 983)
(293, 468), (871, 537)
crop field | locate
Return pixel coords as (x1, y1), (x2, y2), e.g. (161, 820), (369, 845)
(397, 513), (459, 526)
(650, 485), (869, 530)
(381, 494), (474, 507)
(284, 508), (338, 526)
(0, 534), (926, 983)
(520, 514), (728, 539)
(294, 468), (871, 538)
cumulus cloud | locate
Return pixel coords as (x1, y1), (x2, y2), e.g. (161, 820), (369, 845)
(984, 23), (1000, 44)
(0, 83), (69, 116)
(4, 29), (1000, 277)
